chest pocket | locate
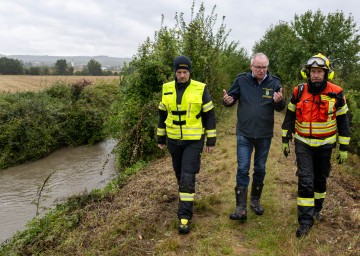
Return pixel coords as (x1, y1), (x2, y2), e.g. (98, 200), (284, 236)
(185, 94), (202, 126)
(296, 95), (336, 123)
(296, 100), (311, 123)
(319, 95), (336, 122)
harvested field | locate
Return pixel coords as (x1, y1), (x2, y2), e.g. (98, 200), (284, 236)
(0, 75), (120, 93)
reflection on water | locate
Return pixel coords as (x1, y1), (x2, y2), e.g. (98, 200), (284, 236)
(0, 139), (117, 243)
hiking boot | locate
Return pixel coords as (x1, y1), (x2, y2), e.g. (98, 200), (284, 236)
(314, 211), (324, 222)
(296, 225), (311, 238)
(178, 219), (190, 234)
(229, 206), (247, 221)
(229, 186), (248, 221)
(250, 199), (264, 215)
(250, 183), (264, 215)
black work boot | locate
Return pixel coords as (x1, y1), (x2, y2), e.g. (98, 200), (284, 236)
(296, 224), (312, 238)
(314, 198), (324, 222)
(250, 182), (264, 215)
(229, 186), (247, 221)
(314, 211), (324, 222)
(178, 219), (190, 234)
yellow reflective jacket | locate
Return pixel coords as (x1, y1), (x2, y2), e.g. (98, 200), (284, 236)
(158, 80), (213, 140)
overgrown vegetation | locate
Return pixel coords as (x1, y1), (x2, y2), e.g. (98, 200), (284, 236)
(347, 90), (360, 154)
(108, 2), (249, 171)
(0, 79), (119, 169)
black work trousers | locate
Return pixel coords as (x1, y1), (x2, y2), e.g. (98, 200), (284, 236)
(167, 137), (204, 220)
(295, 140), (333, 226)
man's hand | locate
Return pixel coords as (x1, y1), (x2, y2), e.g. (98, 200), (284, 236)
(223, 89), (234, 105)
(337, 150), (348, 164)
(158, 144), (166, 150)
(282, 142), (290, 157)
(273, 88), (283, 103)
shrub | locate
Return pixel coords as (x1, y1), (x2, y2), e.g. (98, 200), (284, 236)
(346, 89), (360, 154)
(0, 80), (119, 169)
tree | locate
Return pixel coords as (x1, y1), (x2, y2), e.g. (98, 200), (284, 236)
(87, 59), (102, 76)
(55, 59), (68, 75)
(254, 10), (360, 91)
(40, 66), (50, 75)
(28, 66), (41, 75)
(109, 1), (247, 170)
(292, 10), (360, 85)
(0, 57), (23, 74)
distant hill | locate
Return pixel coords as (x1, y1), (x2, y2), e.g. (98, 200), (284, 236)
(0, 54), (132, 68)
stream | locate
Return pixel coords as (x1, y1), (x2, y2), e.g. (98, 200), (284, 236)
(0, 139), (117, 244)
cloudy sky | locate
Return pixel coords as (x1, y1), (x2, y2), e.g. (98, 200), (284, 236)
(0, 0), (359, 58)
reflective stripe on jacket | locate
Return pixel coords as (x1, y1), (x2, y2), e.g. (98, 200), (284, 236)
(283, 82), (350, 147)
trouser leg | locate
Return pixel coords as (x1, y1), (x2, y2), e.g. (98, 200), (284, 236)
(295, 141), (315, 227)
(250, 138), (271, 215)
(175, 139), (204, 220)
(178, 172), (196, 220)
(169, 144), (183, 184)
(235, 135), (252, 187)
(313, 147), (332, 215)
(252, 137), (271, 184)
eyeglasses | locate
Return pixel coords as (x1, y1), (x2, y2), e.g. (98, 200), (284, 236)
(306, 57), (327, 68)
(252, 65), (268, 70)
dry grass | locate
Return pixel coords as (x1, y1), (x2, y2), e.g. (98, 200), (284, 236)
(32, 109), (359, 256)
(3, 108), (359, 255)
(0, 75), (120, 93)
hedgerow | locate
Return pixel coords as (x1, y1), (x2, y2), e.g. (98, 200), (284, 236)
(0, 79), (119, 169)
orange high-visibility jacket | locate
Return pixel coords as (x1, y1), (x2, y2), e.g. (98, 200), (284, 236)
(282, 81), (350, 148)
(294, 82), (343, 138)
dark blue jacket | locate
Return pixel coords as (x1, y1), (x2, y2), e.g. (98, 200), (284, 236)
(223, 72), (285, 138)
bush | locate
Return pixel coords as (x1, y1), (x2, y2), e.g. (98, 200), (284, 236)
(346, 90), (360, 154)
(0, 80), (119, 169)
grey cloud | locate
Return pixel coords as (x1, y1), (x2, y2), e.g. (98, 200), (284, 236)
(0, 0), (358, 57)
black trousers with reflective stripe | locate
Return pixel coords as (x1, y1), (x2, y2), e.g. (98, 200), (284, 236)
(295, 140), (333, 226)
(168, 137), (204, 220)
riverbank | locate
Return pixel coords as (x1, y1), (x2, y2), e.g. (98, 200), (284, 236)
(1, 109), (359, 255)
(0, 80), (119, 169)
(0, 139), (117, 244)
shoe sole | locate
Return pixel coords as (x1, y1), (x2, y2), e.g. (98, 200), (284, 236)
(229, 216), (247, 221)
(179, 229), (190, 234)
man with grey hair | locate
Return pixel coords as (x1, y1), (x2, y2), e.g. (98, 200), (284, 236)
(223, 53), (285, 221)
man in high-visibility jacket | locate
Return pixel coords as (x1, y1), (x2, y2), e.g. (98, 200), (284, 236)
(157, 55), (216, 234)
(281, 53), (351, 238)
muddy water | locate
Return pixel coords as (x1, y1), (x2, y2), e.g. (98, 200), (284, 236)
(0, 139), (117, 243)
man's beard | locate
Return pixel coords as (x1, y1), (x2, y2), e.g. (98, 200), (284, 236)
(308, 80), (327, 94)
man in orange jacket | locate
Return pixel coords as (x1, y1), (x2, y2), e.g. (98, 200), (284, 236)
(281, 53), (351, 238)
